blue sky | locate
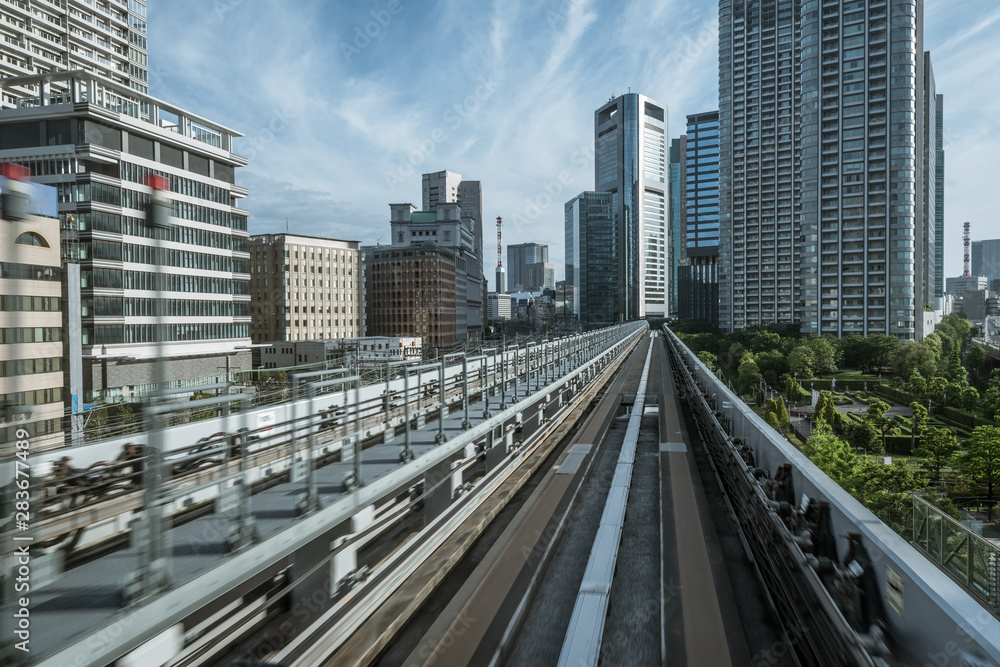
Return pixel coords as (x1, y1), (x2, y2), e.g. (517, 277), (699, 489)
(149, 0), (1000, 285)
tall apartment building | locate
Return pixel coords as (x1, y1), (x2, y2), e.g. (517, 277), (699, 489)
(677, 111), (721, 324)
(929, 56), (945, 305)
(248, 233), (364, 344)
(0, 71), (251, 401)
(0, 0), (150, 108)
(668, 136), (686, 316)
(565, 191), (616, 330)
(0, 177), (64, 452)
(366, 201), (483, 348)
(972, 240), (1000, 285)
(507, 243), (548, 292)
(719, 0), (939, 340)
(595, 93), (668, 319)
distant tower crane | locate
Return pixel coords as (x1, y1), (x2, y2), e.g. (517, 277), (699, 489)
(963, 221), (971, 277)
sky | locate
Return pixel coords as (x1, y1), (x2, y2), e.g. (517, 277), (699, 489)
(148, 0), (1000, 285)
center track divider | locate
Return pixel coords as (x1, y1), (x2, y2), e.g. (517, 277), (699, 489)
(557, 332), (655, 667)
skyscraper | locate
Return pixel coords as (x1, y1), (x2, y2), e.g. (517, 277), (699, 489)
(565, 192), (616, 329)
(677, 111), (721, 323)
(594, 93), (668, 320)
(719, 0), (938, 340)
(507, 242), (549, 292)
(0, 0), (150, 107)
(972, 240), (1000, 285)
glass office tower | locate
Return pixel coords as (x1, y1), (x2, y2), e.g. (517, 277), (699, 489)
(679, 111), (720, 323)
(595, 93), (668, 320)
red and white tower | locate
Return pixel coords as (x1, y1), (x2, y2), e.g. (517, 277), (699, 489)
(963, 221), (971, 277)
(495, 215), (506, 293)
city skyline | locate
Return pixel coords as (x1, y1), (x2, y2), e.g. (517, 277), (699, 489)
(145, 1), (1000, 283)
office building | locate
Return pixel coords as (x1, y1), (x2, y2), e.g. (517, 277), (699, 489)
(718, 0), (939, 340)
(0, 176), (64, 452)
(946, 276), (987, 298)
(422, 169), (483, 279)
(523, 261), (555, 292)
(565, 191), (616, 329)
(495, 264), (506, 294)
(595, 93), (668, 319)
(972, 239), (1000, 285)
(0, 0), (150, 108)
(365, 201), (483, 348)
(487, 292), (512, 322)
(507, 243), (549, 292)
(677, 111), (720, 324)
(248, 233), (364, 344)
(929, 58), (945, 305)
(668, 136), (686, 316)
(0, 71), (251, 402)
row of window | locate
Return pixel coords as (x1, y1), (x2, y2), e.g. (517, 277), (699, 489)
(120, 298), (249, 318)
(0, 296), (61, 313)
(0, 357), (62, 377)
(83, 323), (249, 345)
(0, 388), (63, 408)
(1, 418), (62, 444)
(81, 268), (250, 295)
(58, 182), (247, 231)
(75, 212), (247, 252)
(120, 161), (232, 204)
(0, 262), (60, 282)
(84, 242), (250, 273)
(0, 327), (62, 344)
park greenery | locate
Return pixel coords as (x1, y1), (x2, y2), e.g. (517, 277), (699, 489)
(674, 313), (1000, 536)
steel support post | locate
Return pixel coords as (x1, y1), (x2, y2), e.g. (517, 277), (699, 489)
(402, 369), (413, 461)
(436, 359), (446, 444)
(462, 356), (471, 430)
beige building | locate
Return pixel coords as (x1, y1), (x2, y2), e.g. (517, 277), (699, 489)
(249, 233), (364, 343)
(0, 178), (64, 452)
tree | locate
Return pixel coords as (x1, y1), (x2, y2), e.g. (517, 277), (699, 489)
(117, 400), (139, 435)
(916, 426), (960, 481)
(866, 399), (893, 451)
(88, 406), (108, 439)
(749, 331), (783, 353)
(763, 398), (790, 432)
(908, 371), (927, 397)
(928, 376), (949, 401)
(697, 350), (718, 371)
(737, 356), (763, 396)
(806, 422), (857, 481)
(982, 387), (1000, 421)
(726, 342), (746, 370)
(946, 347), (967, 384)
(815, 391), (838, 428)
(894, 341), (939, 379)
(909, 402), (928, 451)
(962, 385), (980, 412)
(785, 375), (803, 402)
(845, 458), (923, 537)
(967, 346), (988, 376)
(756, 349), (789, 386)
(945, 382), (964, 407)
(867, 334), (902, 374)
(789, 346), (816, 378)
(963, 426), (1000, 504)
(808, 337), (839, 375)
(846, 420), (882, 455)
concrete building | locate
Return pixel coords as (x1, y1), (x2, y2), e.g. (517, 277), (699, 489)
(960, 290), (1000, 323)
(258, 336), (421, 369)
(677, 111), (720, 324)
(487, 292), (512, 322)
(972, 239), (1000, 285)
(365, 201), (484, 349)
(0, 71), (251, 402)
(0, 176), (63, 452)
(248, 233), (363, 344)
(946, 276), (988, 297)
(0, 0), (150, 108)
(565, 191), (616, 330)
(595, 93), (668, 319)
(507, 243), (549, 292)
(719, 0), (940, 340)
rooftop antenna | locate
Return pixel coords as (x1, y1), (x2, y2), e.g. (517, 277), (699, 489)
(285, 218), (289, 233)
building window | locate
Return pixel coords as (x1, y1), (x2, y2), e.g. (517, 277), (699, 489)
(14, 232), (50, 248)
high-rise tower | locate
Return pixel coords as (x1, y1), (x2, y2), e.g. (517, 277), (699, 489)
(594, 93), (668, 320)
(719, 0), (938, 340)
(0, 0), (150, 108)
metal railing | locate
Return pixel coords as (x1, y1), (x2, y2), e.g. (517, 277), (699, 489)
(912, 493), (1000, 613)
